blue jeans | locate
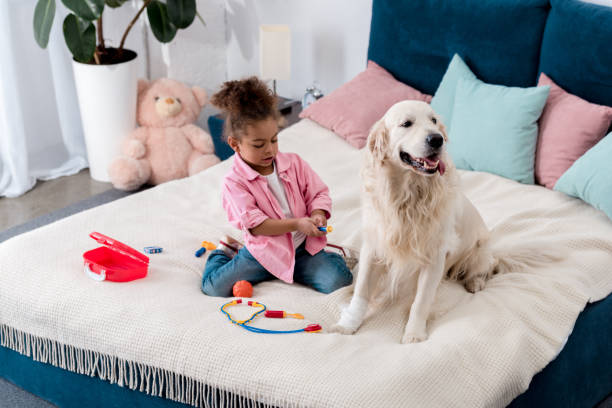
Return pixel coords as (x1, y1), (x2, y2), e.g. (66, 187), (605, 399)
(201, 243), (353, 297)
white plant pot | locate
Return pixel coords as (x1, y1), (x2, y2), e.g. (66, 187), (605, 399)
(72, 52), (138, 182)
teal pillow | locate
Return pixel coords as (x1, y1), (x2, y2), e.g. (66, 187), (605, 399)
(430, 54), (476, 130)
(554, 133), (612, 221)
(447, 78), (549, 184)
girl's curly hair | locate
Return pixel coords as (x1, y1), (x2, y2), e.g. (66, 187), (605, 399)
(210, 76), (280, 140)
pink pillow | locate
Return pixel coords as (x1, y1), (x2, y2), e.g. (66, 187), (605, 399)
(299, 61), (432, 148)
(535, 73), (612, 189)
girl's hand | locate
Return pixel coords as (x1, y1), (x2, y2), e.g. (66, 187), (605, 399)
(310, 210), (327, 229)
(296, 217), (325, 237)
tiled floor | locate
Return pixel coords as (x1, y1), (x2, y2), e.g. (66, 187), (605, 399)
(0, 170), (112, 232)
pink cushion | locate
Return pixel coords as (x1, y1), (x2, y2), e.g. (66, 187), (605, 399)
(299, 61), (432, 149)
(535, 73), (612, 189)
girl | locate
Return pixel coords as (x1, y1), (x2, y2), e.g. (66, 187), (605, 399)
(201, 77), (352, 297)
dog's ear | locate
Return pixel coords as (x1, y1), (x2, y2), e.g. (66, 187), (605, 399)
(367, 118), (389, 162)
(438, 119), (449, 141)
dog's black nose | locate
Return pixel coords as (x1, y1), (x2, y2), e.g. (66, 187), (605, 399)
(426, 133), (444, 149)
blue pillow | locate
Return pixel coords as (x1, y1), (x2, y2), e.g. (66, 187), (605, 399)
(554, 134), (612, 221)
(447, 78), (549, 184)
(430, 54), (476, 131)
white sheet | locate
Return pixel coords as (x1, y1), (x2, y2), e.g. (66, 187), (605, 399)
(1, 119), (611, 408)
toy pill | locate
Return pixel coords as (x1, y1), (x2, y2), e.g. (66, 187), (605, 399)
(317, 225), (333, 232)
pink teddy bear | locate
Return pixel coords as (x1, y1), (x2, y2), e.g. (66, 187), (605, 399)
(109, 78), (220, 191)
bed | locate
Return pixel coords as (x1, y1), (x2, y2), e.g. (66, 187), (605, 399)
(2, 0), (612, 407)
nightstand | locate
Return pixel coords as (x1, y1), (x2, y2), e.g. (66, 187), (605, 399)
(207, 97), (302, 161)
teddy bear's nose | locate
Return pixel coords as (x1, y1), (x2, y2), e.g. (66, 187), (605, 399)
(165, 98), (174, 104)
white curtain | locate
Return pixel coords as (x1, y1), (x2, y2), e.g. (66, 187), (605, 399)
(0, 0), (88, 198)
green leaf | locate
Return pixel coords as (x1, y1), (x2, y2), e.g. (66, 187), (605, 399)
(105, 0), (128, 7)
(33, 0), (56, 48)
(167, 0), (196, 29)
(147, 1), (177, 43)
(63, 14), (96, 63)
(61, 0), (104, 21)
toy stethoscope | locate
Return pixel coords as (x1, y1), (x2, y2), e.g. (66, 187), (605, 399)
(220, 299), (322, 334)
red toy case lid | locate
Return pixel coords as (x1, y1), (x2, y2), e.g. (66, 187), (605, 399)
(89, 232), (149, 265)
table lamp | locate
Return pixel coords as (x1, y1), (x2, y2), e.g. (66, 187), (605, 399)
(259, 25), (291, 95)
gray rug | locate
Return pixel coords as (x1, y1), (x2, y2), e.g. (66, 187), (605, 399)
(0, 378), (55, 408)
(0, 188), (133, 244)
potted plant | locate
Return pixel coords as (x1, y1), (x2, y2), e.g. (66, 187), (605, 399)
(33, 0), (202, 181)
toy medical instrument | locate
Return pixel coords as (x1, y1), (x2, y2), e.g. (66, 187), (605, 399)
(318, 225), (333, 232)
(195, 240), (217, 257)
(220, 299), (321, 334)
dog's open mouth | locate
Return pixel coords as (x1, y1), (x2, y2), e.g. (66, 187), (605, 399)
(400, 151), (446, 175)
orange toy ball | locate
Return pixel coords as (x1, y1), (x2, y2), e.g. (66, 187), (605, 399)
(232, 280), (253, 298)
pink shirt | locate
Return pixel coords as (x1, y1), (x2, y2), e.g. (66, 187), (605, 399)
(222, 152), (332, 283)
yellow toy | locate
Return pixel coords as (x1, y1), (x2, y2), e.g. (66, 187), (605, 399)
(195, 241), (217, 257)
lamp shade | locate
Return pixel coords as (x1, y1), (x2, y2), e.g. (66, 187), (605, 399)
(259, 25), (291, 81)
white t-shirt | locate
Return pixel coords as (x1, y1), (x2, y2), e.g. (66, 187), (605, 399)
(265, 164), (307, 248)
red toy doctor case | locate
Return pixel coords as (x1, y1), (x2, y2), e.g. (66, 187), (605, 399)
(83, 232), (149, 282)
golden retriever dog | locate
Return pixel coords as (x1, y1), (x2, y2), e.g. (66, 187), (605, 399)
(331, 100), (557, 343)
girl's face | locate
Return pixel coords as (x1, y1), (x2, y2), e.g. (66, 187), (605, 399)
(228, 117), (279, 175)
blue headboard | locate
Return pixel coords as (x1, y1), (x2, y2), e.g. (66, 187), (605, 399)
(539, 0), (612, 107)
(367, 0), (612, 108)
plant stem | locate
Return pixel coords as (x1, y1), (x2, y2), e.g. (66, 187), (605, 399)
(97, 13), (105, 50)
(119, 0), (152, 52)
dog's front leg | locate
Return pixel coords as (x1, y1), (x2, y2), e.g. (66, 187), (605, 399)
(330, 245), (377, 335)
(402, 252), (446, 344)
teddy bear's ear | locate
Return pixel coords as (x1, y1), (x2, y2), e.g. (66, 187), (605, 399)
(192, 86), (207, 107)
(137, 79), (150, 95)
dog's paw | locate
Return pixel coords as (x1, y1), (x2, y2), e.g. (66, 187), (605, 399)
(401, 330), (428, 344)
(464, 276), (486, 293)
(328, 323), (358, 335)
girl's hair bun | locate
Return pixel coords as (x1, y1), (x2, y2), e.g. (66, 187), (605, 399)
(211, 77), (279, 138)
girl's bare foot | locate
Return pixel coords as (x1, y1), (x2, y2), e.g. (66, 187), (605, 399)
(219, 235), (243, 258)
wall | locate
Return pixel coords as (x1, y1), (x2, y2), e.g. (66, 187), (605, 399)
(103, 0), (227, 128)
(145, 0), (227, 93)
(27, 0), (372, 126)
(225, 0), (373, 100)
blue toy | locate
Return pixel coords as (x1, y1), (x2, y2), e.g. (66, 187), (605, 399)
(195, 241), (217, 258)
(143, 246), (162, 254)
(318, 225), (333, 232)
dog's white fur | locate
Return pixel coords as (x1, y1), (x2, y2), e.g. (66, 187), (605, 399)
(331, 100), (558, 343)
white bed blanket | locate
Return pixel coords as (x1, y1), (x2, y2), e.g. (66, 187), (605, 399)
(1, 119), (611, 408)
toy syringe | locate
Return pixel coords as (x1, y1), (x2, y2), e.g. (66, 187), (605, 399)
(264, 310), (304, 319)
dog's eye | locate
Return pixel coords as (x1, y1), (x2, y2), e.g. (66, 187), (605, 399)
(176, 98), (181, 103)
(154, 96), (160, 101)
(431, 117), (437, 124)
(401, 120), (413, 128)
